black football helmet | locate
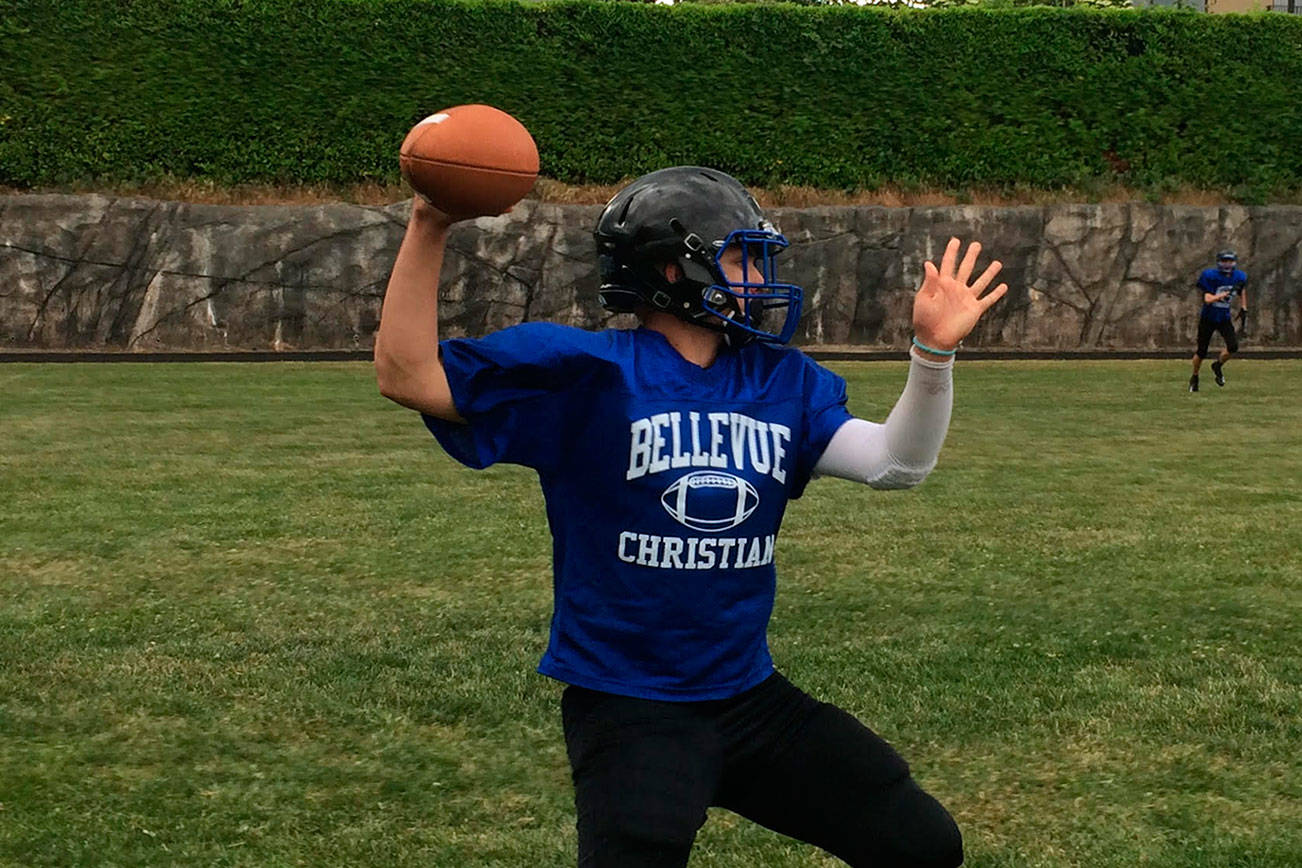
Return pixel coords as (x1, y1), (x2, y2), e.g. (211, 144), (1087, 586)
(594, 166), (803, 345)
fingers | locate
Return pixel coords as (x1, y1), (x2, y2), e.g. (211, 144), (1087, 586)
(922, 259), (939, 290)
(956, 241), (981, 285)
(932, 240), (1008, 306)
(412, 195), (457, 230)
(939, 237), (960, 281)
(971, 259), (1003, 295)
(979, 283), (1009, 311)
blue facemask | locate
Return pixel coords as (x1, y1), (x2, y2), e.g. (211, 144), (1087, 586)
(699, 227), (804, 345)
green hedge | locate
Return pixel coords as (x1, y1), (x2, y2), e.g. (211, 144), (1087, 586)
(2, 1), (1300, 193)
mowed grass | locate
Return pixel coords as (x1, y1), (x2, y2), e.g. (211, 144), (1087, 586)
(1, 359), (1299, 868)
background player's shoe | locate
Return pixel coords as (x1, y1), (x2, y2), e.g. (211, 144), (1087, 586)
(1188, 374), (1199, 392)
(1211, 361), (1225, 387)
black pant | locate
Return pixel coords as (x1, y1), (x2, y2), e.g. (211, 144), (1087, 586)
(561, 673), (962, 868)
(1196, 317), (1238, 357)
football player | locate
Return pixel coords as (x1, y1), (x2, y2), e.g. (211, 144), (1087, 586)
(375, 167), (1008, 868)
(1189, 250), (1249, 392)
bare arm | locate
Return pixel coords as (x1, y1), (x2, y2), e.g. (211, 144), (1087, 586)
(374, 199), (465, 422)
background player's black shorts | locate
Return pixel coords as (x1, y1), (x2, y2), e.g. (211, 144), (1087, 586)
(561, 672), (962, 868)
(1196, 317), (1238, 357)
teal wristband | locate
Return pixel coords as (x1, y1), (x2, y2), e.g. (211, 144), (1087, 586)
(912, 336), (957, 357)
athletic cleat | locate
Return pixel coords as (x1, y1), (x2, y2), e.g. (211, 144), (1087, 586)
(1188, 375), (1199, 392)
(1211, 361), (1225, 387)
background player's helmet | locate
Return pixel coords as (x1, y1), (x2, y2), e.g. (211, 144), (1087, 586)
(594, 166), (803, 345)
(1217, 250), (1238, 272)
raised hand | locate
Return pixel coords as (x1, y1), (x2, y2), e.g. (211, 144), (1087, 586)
(411, 194), (458, 231)
(912, 237), (1008, 353)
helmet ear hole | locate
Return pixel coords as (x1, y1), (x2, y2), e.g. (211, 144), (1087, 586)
(680, 258), (715, 285)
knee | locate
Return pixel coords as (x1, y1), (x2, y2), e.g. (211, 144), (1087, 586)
(610, 802), (703, 851)
(841, 777), (964, 868)
(579, 799), (704, 864)
(913, 809), (964, 868)
(891, 803), (963, 868)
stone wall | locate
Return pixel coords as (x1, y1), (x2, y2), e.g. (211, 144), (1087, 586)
(2, 194), (1299, 351)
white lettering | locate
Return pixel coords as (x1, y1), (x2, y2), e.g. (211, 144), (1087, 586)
(717, 538), (737, 567)
(707, 413), (729, 468)
(689, 412), (711, 466)
(648, 413), (671, 475)
(637, 534), (660, 566)
(749, 420), (771, 475)
(627, 412), (791, 482)
(668, 412), (690, 468)
(697, 539), (717, 570)
(627, 419), (654, 480)
(728, 413), (748, 470)
(769, 424), (790, 484)
(615, 533), (775, 570)
(618, 531), (638, 563)
(661, 536), (684, 568)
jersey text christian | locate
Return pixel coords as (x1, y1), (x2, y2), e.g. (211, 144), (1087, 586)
(622, 410), (787, 570)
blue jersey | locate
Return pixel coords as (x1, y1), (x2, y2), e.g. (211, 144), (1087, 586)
(1197, 268), (1247, 323)
(423, 323), (852, 701)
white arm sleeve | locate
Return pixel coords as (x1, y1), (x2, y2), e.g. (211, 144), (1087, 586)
(813, 347), (954, 490)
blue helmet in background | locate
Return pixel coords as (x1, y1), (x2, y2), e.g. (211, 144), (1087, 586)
(594, 166), (803, 346)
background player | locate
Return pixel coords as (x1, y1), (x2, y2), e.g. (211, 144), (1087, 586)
(374, 166), (1008, 867)
(1189, 250), (1248, 392)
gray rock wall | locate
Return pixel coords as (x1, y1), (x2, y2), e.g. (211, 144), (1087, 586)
(2, 194), (1299, 351)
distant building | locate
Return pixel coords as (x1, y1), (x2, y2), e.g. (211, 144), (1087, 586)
(1207, 0), (1268, 10)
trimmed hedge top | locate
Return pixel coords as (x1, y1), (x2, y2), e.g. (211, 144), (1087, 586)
(3, 1), (1301, 194)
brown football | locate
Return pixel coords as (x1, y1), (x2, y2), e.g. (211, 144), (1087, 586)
(399, 104), (539, 219)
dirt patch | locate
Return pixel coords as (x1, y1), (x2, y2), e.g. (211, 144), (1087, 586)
(3, 178), (1290, 208)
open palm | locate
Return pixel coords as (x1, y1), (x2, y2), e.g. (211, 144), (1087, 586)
(913, 238), (1008, 351)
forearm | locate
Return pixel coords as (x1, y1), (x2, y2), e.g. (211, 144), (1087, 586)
(814, 348), (954, 489)
(375, 205), (461, 419)
(884, 349), (955, 470)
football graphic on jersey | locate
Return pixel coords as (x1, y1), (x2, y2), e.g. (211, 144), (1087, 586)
(661, 471), (760, 532)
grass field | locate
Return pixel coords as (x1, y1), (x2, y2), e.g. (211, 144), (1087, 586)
(2, 359), (1300, 868)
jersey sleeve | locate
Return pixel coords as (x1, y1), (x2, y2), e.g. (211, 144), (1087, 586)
(421, 322), (592, 472)
(790, 355), (854, 499)
(1196, 270), (1216, 294)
